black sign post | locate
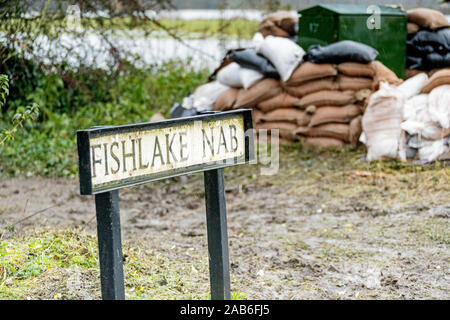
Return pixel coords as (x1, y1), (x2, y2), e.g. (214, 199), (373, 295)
(76, 110), (254, 300)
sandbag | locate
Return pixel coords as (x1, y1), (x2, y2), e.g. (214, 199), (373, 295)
(182, 81), (230, 112)
(229, 48), (279, 78)
(405, 69), (424, 79)
(412, 28), (450, 51)
(296, 123), (350, 142)
(259, 20), (290, 38)
(213, 88), (239, 111)
(286, 62), (337, 86)
(417, 137), (450, 162)
(257, 35), (305, 82)
(240, 68), (264, 89)
(260, 108), (311, 126)
(338, 75), (373, 91)
(299, 90), (356, 108)
(407, 22), (420, 35)
(428, 84), (450, 129)
(217, 62), (243, 88)
(337, 62), (374, 78)
(283, 77), (338, 97)
(252, 108), (264, 124)
(371, 60), (403, 90)
(397, 72), (428, 99)
(423, 52), (450, 70)
(255, 121), (298, 141)
(304, 40), (379, 64)
(406, 55), (423, 70)
(407, 8), (450, 30)
(170, 102), (198, 119)
(401, 93), (450, 140)
(257, 92), (303, 112)
(348, 115), (363, 146)
(304, 137), (345, 148)
(362, 82), (406, 161)
(420, 68), (450, 93)
(259, 11), (298, 37)
(309, 104), (361, 127)
(233, 78), (281, 109)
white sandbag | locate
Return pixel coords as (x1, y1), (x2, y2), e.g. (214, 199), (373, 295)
(362, 81), (406, 161)
(251, 32), (265, 50)
(217, 62), (243, 88)
(240, 67), (264, 89)
(417, 137), (450, 162)
(257, 35), (305, 82)
(182, 81), (230, 112)
(428, 85), (450, 129)
(397, 72), (428, 100)
(401, 93), (450, 140)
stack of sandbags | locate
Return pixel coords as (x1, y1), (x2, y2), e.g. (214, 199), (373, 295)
(258, 11), (298, 39)
(213, 39), (404, 148)
(401, 69), (450, 162)
(406, 8), (450, 75)
(361, 69), (450, 162)
(289, 41), (401, 148)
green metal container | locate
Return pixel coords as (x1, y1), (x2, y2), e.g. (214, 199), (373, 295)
(298, 4), (407, 78)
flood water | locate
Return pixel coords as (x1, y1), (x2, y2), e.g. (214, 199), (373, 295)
(9, 10), (450, 72)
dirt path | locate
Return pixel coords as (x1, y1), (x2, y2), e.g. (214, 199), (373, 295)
(0, 149), (449, 299)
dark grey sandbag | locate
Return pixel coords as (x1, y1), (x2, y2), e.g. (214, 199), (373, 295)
(304, 40), (379, 64)
(406, 55), (424, 69)
(169, 102), (198, 119)
(412, 28), (450, 52)
(423, 52), (450, 69)
(228, 48), (280, 79)
(407, 40), (434, 56)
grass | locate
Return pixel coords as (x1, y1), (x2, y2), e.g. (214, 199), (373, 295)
(0, 229), (247, 300)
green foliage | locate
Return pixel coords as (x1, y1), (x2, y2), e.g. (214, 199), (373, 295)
(0, 60), (208, 177)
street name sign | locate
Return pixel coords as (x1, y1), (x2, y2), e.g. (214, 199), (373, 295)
(77, 109), (254, 300)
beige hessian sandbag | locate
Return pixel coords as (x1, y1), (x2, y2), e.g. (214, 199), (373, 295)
(309, 104), (362, 127)
(258, 20), (291, 38)
(338, 75), (373, 91)
(420, 68), (450, 94)
(296, 123), (350, 142)
(407, 22), (420, 35)
(255, 121), (298, 141)
(283, 77), (338, 98)
(405, 69), (423, 79)
(233, 78), (281, 109)
(337, 62), (375, 78)
(299, 90), (356, 108)
(371, 61), (403, 90)
(260, 108), (311, 126)
(252, 108), (264, 124)
(428, 85), (450, 129)
(260, 11), (298, 36)
(407, 8), (450, 30)
(257, 92), (303, 112)
(214, 88), (239, 111)
(149, 112), (165, 122)
(349, 115), (363, 146)
(362, 82), (406, 161)
(304, 137), (345, 148)
(286, 62), (337, 86)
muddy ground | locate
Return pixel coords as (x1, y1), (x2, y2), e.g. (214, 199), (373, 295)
(0, 148), (449, 299)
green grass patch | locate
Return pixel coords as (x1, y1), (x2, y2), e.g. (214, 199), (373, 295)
(0, 229), (247, 300)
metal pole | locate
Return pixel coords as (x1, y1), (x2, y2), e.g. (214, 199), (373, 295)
(203, 168), (231, 300)
(94, 190), (125, 300)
